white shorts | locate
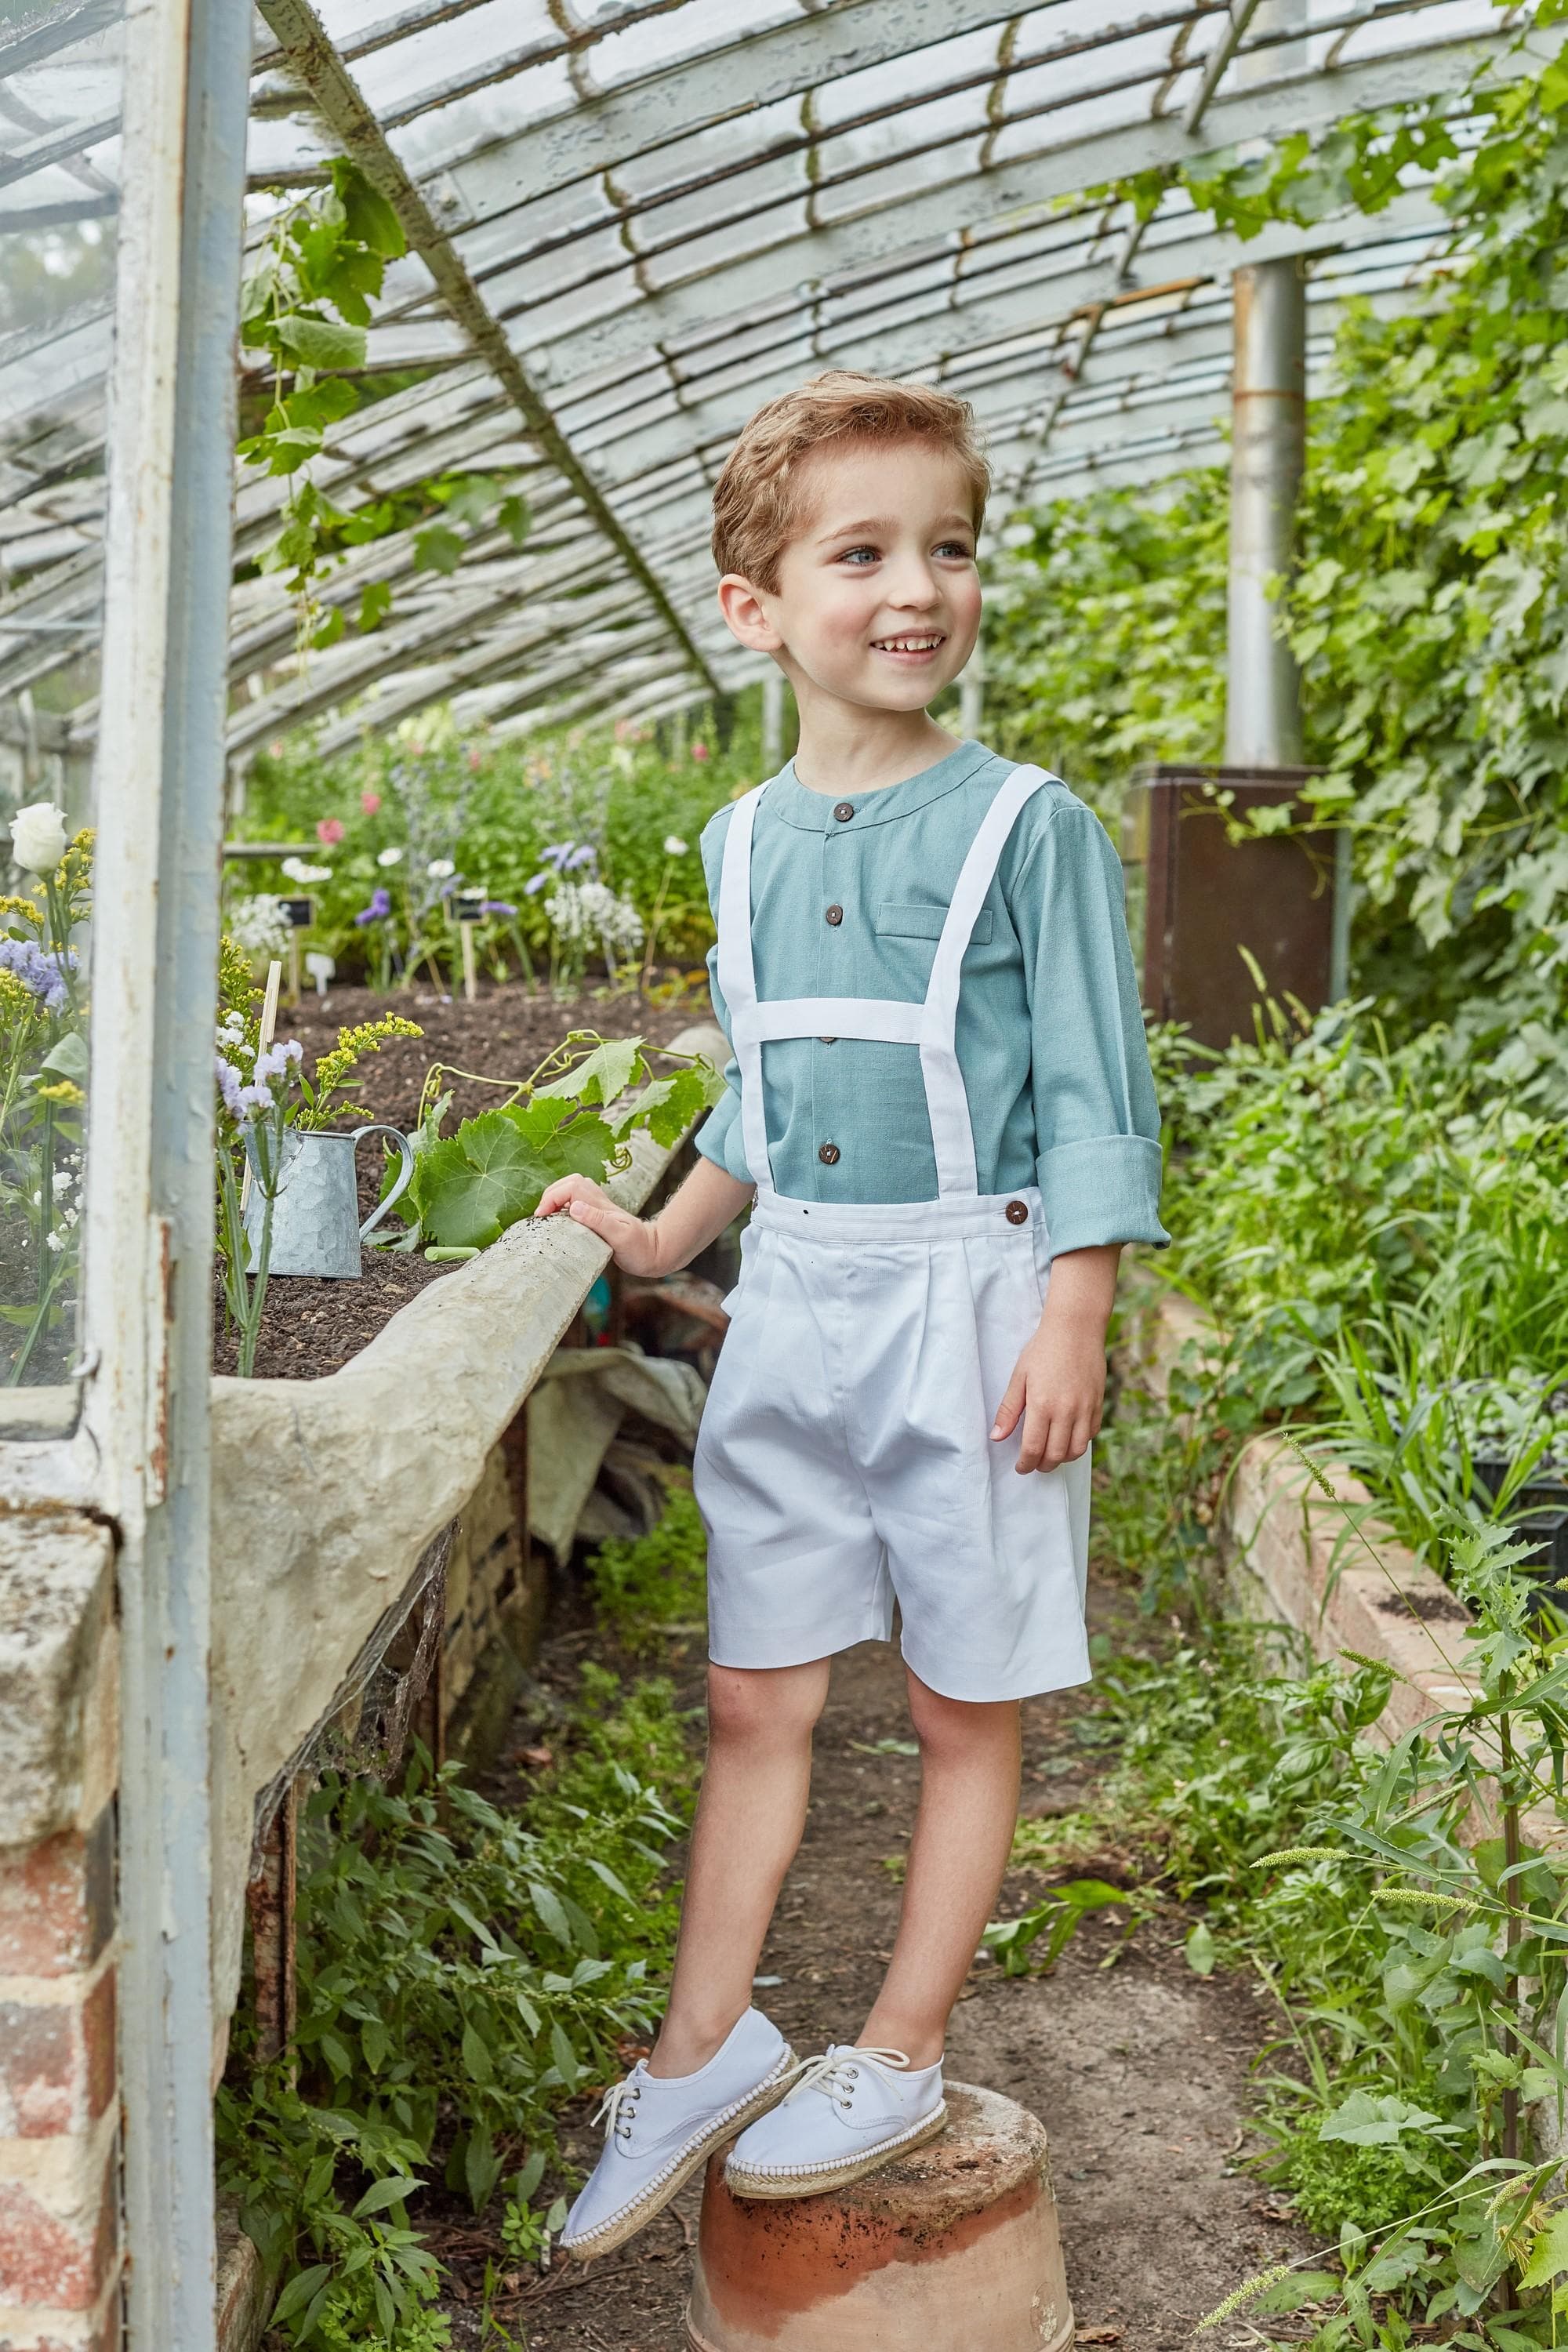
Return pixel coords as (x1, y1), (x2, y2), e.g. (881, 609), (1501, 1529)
(692, 1186), (1092, 1704)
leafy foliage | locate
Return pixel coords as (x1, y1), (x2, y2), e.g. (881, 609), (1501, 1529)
(218, 1668), (697, 2347)
(587, 1483), (709, 1652)
(238, 166), (528, 646)
(238, 707), (753, 985)
(984, 472), (1228, 807)
(403, 1032), (723, 1252)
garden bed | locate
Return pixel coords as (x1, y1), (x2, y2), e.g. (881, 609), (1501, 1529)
(211, 977), (713, 1379)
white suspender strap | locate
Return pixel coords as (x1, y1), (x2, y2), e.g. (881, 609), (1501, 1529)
(713, 764), (1052, 1198)
(918, 764), (1050, 1195)
(714, 786), (775, 1189)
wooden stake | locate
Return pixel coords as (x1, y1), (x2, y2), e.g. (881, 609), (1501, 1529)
(460, 921), (477, 1004)
(239, 958), (283, 1213)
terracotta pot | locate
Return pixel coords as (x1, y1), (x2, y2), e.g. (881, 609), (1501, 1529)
(685, 2081), (1074, 2351)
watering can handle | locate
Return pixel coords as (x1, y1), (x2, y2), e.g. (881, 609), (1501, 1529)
(351, 1123), (416, 1243)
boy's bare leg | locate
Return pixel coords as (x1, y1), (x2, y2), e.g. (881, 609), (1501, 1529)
(857, 1670), (1022, 2067)
(649, 1657), (833, 2078)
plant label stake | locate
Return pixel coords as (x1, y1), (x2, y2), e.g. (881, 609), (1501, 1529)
(241, 957), (284, 1214)
(455, 888), (485, 1002)
(279, 894), (314, 1004)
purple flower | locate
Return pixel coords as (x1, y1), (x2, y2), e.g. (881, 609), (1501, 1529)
(354, 886), (393, 927)
(539, 841), (572, 869)
(524, 872), (551, 896)
(481, 899), (517, 918)
(253, 1039), (304, 1085)
(564, 844), (597, 871)
(0, 936), (71, 1015)
(214, 1054), (245, 1117)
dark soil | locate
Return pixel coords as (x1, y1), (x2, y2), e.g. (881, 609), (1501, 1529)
(430, 1577), (1320, 2352)
(211, 976), (712, 1381)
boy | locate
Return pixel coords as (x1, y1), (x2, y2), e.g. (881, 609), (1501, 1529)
(539, 372), (1167, 2255)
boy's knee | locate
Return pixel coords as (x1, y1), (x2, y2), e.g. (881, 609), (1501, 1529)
(906, 1675), (1018, 1759)
(707, 1661), (828, 1747)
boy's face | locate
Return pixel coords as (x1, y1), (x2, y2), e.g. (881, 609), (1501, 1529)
(720, 440), (982, 717)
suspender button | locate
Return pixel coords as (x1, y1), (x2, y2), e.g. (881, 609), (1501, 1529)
(818, 1142), (841, 1165)
(1005, 1199), (1030, 1225)
(825, 903), (844, 925)
(833, 801), (855, 822)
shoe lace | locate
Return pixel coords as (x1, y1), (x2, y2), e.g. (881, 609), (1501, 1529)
(593, 2071), (645, 2146)
(782, 2045), (912, 2114)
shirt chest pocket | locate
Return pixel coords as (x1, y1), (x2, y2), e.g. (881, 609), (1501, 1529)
(874, 902), (994, 945)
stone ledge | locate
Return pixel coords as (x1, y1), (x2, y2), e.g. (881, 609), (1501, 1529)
(206, 1024), (726, 2032)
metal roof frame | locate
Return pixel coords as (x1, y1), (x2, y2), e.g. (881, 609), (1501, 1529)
(0, 0), (1543, 758)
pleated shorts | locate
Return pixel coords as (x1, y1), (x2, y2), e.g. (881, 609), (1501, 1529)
(692, 1185), (1092, 1703)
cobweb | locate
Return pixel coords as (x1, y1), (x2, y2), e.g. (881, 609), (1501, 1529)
(247, 1519), (453, 1881)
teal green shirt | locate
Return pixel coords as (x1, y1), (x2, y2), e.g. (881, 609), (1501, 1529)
(696, 739), (1169, 1255)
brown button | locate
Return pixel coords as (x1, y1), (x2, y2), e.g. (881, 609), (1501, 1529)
(818, 1142), (840, 1165)
(818, 1035), (837, 1044)
(825, 903), (844, 926)
(1005, 1199), (1029, 1225)
(833, 801), (855, 823)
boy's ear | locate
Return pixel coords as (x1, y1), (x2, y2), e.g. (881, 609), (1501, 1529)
(717, 572), (783, 652)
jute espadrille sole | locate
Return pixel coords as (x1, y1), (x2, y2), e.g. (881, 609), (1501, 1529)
(563, 2045), (797, 2262)
(725, 2100), (949, 2200)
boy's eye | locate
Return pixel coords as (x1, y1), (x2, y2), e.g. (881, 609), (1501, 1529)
(935, 539), (974, 561)
(836, 545), (879, 565)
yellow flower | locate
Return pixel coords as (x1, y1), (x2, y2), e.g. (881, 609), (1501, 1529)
(0, 894), (43, 933)
(0, 967), (35, 1022)
(36, 1079), (85, 1106)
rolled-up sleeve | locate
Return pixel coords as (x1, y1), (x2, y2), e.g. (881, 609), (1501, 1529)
(1015, 804), (1169, 1255)
(695, 811), (750, 1181)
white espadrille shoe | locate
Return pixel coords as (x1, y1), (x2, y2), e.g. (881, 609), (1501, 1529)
(560, 2008), (794, 2259)
(724, 2043), (947, 2199)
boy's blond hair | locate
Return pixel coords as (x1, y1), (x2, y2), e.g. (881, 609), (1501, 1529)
(711, 371), (989, 592)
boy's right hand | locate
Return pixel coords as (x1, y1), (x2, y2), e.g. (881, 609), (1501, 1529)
(535, 1173), (663, 1277)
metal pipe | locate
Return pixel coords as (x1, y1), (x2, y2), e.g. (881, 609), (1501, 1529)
(960, 631), (985, 741)
(1225, 251), (1305, 768)
(87, 1), (252, 2345)
(761, 670), (786, 773)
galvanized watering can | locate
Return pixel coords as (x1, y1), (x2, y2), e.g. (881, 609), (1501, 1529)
(244, 1124), (416, 1279)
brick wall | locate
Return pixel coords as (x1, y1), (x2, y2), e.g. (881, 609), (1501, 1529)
(0, 1517), (120, 2352)
(441, 1428), (546, 1762)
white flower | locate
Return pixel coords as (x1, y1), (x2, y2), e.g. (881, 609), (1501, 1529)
(281, 857), (332, 884)
(45, 1229), (63, 1252)
(9, 801), (68, 874)
(376, 846), (404, 868)
(663, 835), (688, 858)
(227, 892), (291, 959)
(546, 880), (644, 955)
(426, 858), (456, 879)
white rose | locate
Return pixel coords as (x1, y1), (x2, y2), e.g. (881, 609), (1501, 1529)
(376, 846), (404, 868)
(10, 801), (68, 873)
(663, 835), (688, 857)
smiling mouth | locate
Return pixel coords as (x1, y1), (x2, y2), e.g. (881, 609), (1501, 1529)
(870, 633), (946, 656)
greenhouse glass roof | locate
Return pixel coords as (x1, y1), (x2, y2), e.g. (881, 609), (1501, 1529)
(0, 0), (1547, 754)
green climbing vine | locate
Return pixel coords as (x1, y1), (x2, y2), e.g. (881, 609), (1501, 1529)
(988, 4), (1568, 1082)
(238, 161), (529, 649)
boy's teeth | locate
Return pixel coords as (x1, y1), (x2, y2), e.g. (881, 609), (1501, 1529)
(877, 636), (942, 651)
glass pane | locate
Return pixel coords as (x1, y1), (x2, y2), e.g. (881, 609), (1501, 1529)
(0, 3), (121, 1407)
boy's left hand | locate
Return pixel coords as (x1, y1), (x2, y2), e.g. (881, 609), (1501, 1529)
(989, 1243), (1120, 1473)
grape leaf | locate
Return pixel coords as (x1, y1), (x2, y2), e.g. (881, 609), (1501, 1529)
(416, 1112), (554, 1249)
(535, 1036), (645, 1107)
